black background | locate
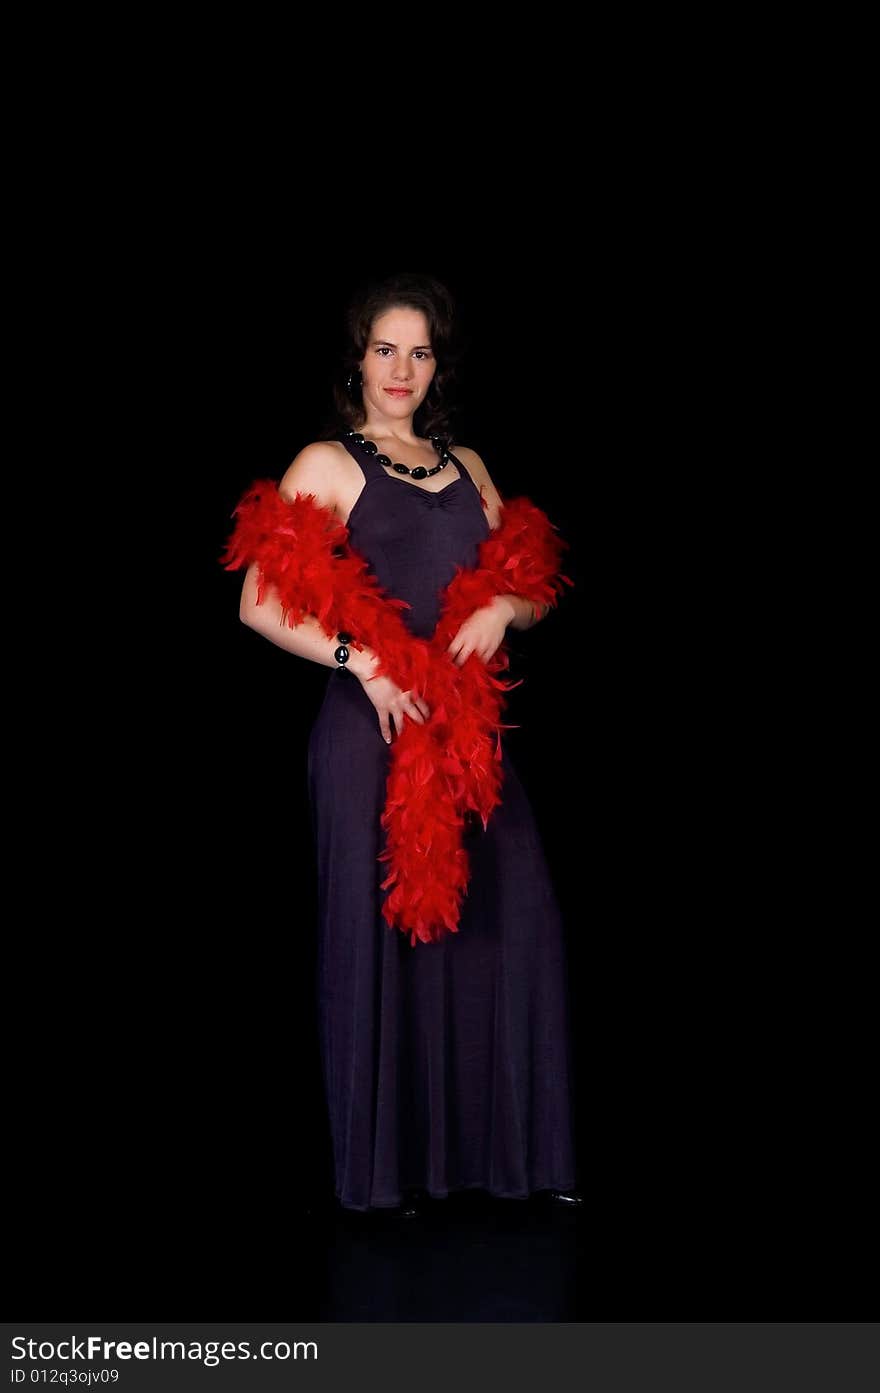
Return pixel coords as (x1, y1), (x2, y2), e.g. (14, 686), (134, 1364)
(8, 232), (869, 1320)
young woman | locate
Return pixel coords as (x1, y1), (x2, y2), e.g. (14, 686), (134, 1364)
(230, 272), (581, 1218)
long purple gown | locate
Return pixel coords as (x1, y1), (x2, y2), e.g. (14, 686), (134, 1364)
(306, 435), (577, 1211)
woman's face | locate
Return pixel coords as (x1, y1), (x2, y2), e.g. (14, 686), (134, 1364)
(359, 305), (436, 421)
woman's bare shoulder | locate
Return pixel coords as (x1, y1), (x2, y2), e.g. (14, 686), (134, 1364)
(452, 444), (492, 481)
(278, 439), (348, 514)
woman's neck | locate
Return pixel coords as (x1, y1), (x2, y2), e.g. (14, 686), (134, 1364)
(358, 420), (423, 448)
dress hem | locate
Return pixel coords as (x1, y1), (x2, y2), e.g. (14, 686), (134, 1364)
(335, 1179), (579, 1213)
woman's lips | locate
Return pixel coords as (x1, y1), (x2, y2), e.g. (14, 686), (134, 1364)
(384, 388), (412, 396)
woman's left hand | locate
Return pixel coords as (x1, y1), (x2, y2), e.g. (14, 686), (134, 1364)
(446, 596), (514, 667)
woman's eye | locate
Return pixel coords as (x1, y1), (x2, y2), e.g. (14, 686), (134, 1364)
(375, 348), (430, 359)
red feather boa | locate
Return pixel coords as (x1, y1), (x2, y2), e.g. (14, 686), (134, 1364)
(219, 478), (573, 946)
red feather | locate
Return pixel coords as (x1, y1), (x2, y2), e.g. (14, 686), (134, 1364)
(219, 480), (573, 946)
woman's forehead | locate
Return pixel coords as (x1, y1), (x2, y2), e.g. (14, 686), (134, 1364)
(371, 305), (431, 342)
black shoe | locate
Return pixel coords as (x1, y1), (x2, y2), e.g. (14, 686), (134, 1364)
(397, 1188), (426, 1218)
(532, 1187), (584, 1210)
(547, 1188), (583, 1208)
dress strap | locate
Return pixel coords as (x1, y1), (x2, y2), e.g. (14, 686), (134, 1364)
(338, 431), (387, 482)
(446, 447), (476, 490)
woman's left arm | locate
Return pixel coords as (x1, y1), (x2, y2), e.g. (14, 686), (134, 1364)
(492, 593), (549, 631)
(444, 448), (550, 666)
(456, 447), (552, 631)
(447, 592), (546, 667)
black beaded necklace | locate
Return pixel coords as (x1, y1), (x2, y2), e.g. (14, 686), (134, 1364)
(340, 426), (453, 481)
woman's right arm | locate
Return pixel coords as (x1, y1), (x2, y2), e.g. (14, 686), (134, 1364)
(239, 443), (431, 740)
(239, 562), (378, 678)
(238, 442), (378, 679)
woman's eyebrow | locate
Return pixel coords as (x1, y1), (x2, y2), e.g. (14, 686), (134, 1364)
(371, 338), (433, 349)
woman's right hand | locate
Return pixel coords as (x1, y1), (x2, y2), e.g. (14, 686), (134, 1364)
(353, 652), (431, 743)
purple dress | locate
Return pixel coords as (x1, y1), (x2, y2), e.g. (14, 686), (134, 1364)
(306, 435), (577, 1211)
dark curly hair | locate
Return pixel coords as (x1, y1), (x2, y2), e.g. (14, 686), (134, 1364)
(316, 271), (466, 447)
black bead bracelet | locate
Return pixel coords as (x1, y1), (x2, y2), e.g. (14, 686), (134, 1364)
(334, 631), (353, 674)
